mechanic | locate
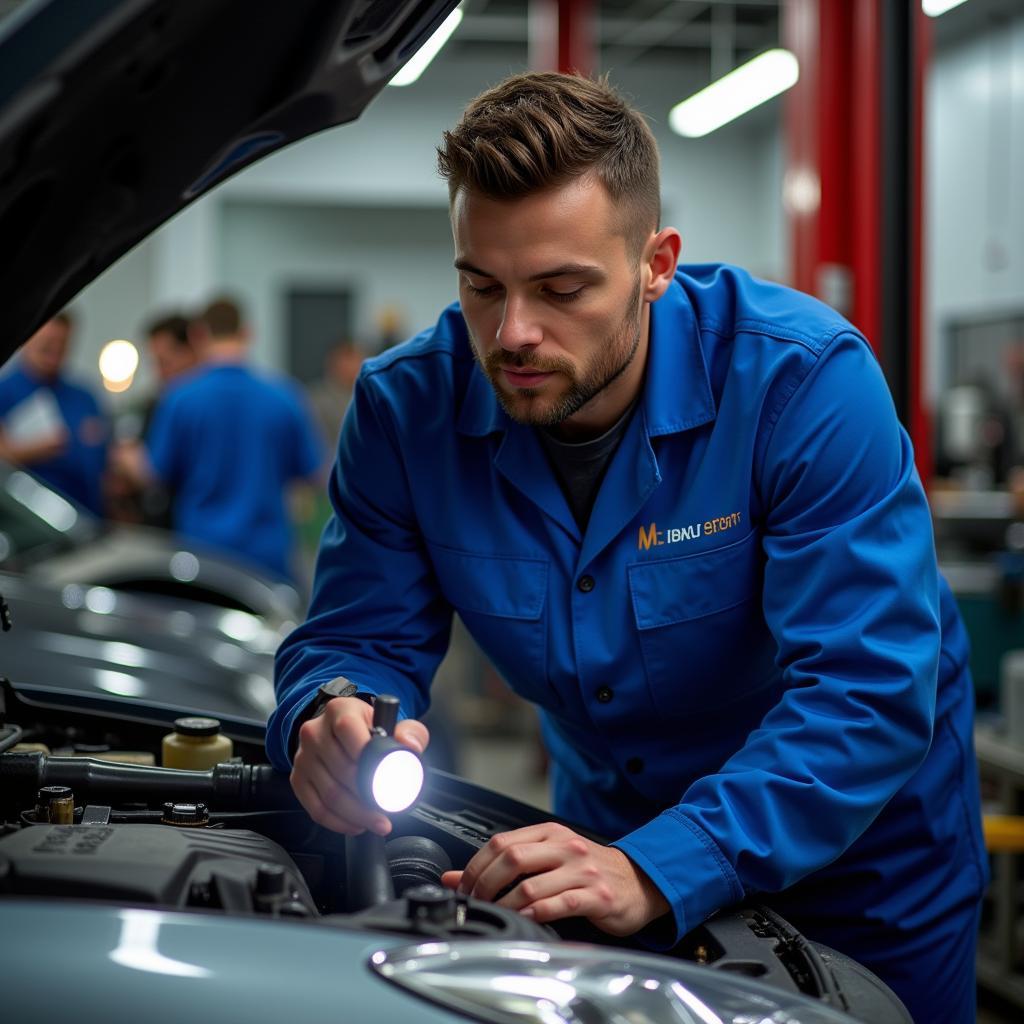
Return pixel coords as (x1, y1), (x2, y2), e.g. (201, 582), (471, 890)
(116, 296), (325, 582)
(0, 311), (109, 515)
(268, 72), (987, 1022)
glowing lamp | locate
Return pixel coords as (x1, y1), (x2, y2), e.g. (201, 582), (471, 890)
(357, 694), (424, 815)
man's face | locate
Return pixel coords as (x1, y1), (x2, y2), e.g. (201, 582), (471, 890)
(148, 330), (196, 384)
(21, 319), (71, 380)
(452, 177), (649, 436)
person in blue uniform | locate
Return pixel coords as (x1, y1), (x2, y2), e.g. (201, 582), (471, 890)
(267, 73), (986, 1021)
(121, 297), (325, 582)
(0, 311), (108, 515)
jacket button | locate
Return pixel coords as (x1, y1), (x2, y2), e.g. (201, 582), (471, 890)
(577, 575), (595, 593)
(626, 757), (644, 774)
(596, 686), (614, 703)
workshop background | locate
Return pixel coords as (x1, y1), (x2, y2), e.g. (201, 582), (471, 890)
(8, 0), (1023, 1017)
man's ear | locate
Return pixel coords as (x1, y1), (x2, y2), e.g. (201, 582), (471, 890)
(642, 228), (682, 302)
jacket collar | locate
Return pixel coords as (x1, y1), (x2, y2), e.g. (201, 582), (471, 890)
(455, 275), (716, 439)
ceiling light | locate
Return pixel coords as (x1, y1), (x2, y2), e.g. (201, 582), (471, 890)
(922, 0), (969, 16)
(99, 339), (139, 392)
(669, 49), (799, 139)
(388, 7), (463, 87)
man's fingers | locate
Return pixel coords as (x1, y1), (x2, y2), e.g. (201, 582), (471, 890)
(457, 823), (574, 896)
(293, 751), (390, 835)
(519, 888), (608, 926)
(440, 870), (463, 891)
(394, 718), (429, 754)
(326, 705), (377, 760)
(469, 842), (568, 902)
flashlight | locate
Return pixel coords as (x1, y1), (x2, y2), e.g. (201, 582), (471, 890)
(346, 694), (425, 912)
(356, 694), (424, 815)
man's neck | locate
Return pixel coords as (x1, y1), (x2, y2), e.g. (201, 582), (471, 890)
(203, 338), (248, 365)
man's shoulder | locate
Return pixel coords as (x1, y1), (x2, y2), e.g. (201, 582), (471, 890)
(359, 303), (472, 399)
(0, 365), (31, 405)
(676, 263), (862, 355)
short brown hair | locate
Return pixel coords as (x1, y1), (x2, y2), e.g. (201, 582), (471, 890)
(437, 72), (660, 257)
(144, 312), (190, 346)
(199, 297), (243, 338)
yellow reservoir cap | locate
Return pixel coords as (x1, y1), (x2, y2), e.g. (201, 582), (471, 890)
(161, 716), (233, 771)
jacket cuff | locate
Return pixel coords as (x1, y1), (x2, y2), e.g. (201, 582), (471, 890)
(283, 692), (321, 766)
(611, 809), (744, 949)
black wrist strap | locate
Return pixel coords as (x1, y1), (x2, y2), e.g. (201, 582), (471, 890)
(288, 678), (376, 758)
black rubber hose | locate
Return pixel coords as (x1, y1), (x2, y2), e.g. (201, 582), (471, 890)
(0, 724), (23, 755)
(0, 752), (300, 810)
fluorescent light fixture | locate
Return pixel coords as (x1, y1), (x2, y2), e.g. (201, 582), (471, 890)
(922, 0), (969, 16)
(669, 49), (799, 138)
(389, 6), (463, 87)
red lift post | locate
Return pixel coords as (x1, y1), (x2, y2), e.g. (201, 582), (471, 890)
(784, 0), (932, 479)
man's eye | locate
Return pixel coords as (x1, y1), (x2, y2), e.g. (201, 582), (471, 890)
(464, 281), (500, 298)
(545, 288), (584, 304)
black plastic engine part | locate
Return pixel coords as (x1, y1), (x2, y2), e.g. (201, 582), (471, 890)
(386, 834), (452, 895)
(1, 752), (300, 810)
(329, 887), (558, 943)
(0, 823), (315, 916)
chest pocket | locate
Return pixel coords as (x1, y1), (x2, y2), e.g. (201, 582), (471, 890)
(426, 543), (556, 708)
(628, 530), (777, 718)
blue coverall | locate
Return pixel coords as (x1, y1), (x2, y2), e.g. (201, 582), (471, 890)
(147, 363), (324, 581)
(0, 362), (108, 515)
(269, 264), (987, 1021)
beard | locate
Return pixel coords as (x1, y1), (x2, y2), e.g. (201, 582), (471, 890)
(472, 275), (643, 428)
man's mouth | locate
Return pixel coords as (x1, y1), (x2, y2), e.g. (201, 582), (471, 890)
(501, 366), (554, 388)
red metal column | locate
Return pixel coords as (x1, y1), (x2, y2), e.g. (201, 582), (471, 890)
(910, 5), (933, 482)
(850, 0), (882, 356)
(784, 0), (857, 327)
(784, 0), (930, 475)
(529, 0), (596, 75)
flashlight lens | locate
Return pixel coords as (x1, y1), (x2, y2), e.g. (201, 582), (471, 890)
(371, 748), (424, 813)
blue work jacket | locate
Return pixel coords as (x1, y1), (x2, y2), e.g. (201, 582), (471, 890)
(270, 264), (986, 946)
(146, 363), (325, 581)
(0, 363), (108, 515)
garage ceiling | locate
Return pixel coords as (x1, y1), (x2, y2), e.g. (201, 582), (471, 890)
(454, 0), (781, 73)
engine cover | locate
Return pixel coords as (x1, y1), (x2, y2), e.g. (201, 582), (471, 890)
(0, 824), (315, 916)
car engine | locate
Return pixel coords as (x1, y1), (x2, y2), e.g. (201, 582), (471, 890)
(0, 679), (910, 1023)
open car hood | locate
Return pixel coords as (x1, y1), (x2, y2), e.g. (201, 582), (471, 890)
(0, 0), (458, 358)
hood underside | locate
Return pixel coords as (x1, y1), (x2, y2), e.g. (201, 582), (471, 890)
(0, 0), (458, 359)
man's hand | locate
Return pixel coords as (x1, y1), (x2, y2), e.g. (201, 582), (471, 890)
(109, 439), (151, 487)
(440, 822), (670, 937)
(290, 696), (429, 836)
(0, 430), (68, 464)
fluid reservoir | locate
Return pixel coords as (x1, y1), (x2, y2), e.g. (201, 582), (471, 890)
(162, 716), (233, 770)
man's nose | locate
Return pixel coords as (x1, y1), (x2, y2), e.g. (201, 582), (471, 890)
(496, 296), (543, 352)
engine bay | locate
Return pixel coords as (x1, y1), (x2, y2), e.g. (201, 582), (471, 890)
(0, 679), (909, 1023)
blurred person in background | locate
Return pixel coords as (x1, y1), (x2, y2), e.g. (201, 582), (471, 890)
(0, 311), (108, 515)
(115, 296), (325, 582)
(141, 312), (197, 434)
(108, 311), (198, 526)
(307, 338), (364, 449)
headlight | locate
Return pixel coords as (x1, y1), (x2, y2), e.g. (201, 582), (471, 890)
(370, 941), (857, 1024)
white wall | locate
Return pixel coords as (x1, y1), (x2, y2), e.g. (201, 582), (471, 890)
(218, 202), (455, 368)
(925, 11), (1024, 401)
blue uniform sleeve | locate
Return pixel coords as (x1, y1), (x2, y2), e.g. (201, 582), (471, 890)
(613, 333), (939, 943)
(145, 392), (180, 487)
(265, 370), (452, 771)
(286, 386), (327, 481)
